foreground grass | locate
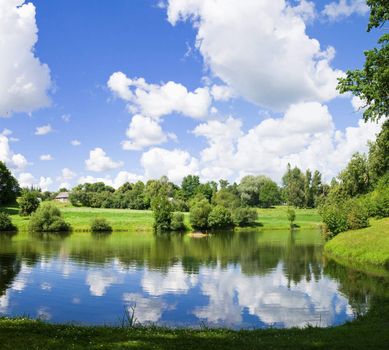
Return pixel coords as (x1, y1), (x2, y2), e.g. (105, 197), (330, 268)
(0, 297), (388, 350)
(325, 218), (389, 270)
(2, 203), (321, 232)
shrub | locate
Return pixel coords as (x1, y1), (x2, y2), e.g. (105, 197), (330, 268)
(90, 217), (112, 232)
(28, 203), (70, 232)
(208, 205), (234, 229)
(0, 211), (16, 231)
(189, 199), (212, 230)
(170, 212), (186, 231)
(18, 192), (40, 216)
(287, 208), (296, 228)
(151, 195), (173, 232)
(232, 207), (258, 227)
(346, 199), (369, 230)
(320, 202), (348, 235)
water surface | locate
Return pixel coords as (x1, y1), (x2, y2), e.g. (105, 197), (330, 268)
(0, 229), (386, 328)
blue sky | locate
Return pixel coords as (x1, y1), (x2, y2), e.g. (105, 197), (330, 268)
(0, 0), (383, 190)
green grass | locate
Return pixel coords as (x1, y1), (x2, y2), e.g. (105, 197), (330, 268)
(0, 296), (388, 350)
(325, 218), (389, 271)
(1, 203), (322, 232)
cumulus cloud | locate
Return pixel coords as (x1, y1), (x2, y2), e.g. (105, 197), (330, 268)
(71, 139), (81, 146)
(0, 134), (28, 170)
(57, 168), (76, 184)
(40, 154), (53, 161)
(85, 147), (123, 172)
(78, 171), (144, 189)
(108, 72), (212, 119)
(322, 0), (369, 21)
(18, 172), (53, 190)
(192, 102), (381, 181)
(167, 0), (343, 111)
(141, 147), (199, 184)
(35, 124), (53, 136)
(122, 114), (176, 150)
(0, 0), (51, 117)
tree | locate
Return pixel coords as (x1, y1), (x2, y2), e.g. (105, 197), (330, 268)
(337, 1), (388, 122)
(338, 153), (370, 197)
(232, 207), (258, 227)
(0, 211), (16, 231)
(311, 170), (323, 206)
(18, 192), (40, 216)
(29, 202), (70, 232)
(0, 161), (19, 205)
(189, 199), (212, 230)
(258, 178), (281, 208)
(368, 120), (389, 185)
(208, 205), (234, 229)
(151, 195), (173, 232)
(282, 164), (305, 208)
(304, 169), (314, 208)
(212, 188), (241, 209)
(287, 208), (296, 228)
(181, 175), (200, 200)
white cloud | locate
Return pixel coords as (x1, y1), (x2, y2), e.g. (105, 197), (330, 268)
(122, 114), (175, 150)
(57, 168), (76, 183)
(35, 124), (53, 136)
(322, 0), (369, 21)
(18, 172), (52, 190)
(78, 171), (143, 188)
(351, 95), (366, 112)
(193, 102), (381, 182)
(0, 0), (51, 117)
(86, 271), (122, 297)
(210, 85), (235, 101)
(85, 147), (123, 172)
(167, 0), (343, 111)
(141, 147), (199, 184)
(0, 134), (28, 170)
(71, 139), (81, 146)
(40, 154), (53, 161)
(108, 72), (212, 119)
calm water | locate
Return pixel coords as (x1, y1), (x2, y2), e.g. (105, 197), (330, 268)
(0, 229), (387, 328)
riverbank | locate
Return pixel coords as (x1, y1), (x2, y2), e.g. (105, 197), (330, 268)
(324, 218), (389, 273)
(0, 296), (388, 350)
(2, 204), (322, 232)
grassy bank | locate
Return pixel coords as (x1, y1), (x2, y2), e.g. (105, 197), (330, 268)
(0, 296), (388, 350)
(2, 204), (322, 232)
(325, 218), (389, 271)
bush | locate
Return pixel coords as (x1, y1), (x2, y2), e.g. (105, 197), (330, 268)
(287, 208), (296, 228)
(189, 199), (212, 230)
(18, 192), (40, 216)
(151, 195), (173, 232)
(170, 213), (186, 231)
(346, 198), (369, 230)
(208, 205), (234, 229)
(90, 217), (112, 232)
(232, 207), (258, 227)
(28, 203), (70, 232)
(0, 211), (16, 231)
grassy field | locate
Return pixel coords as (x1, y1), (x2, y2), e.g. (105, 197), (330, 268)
(325, 218), (389, 270)
(0, 296), (388, 350)
(2, 203), (322, 232)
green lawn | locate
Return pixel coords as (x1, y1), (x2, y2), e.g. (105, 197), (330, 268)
(325, 218), (389, 270)
(0, 296), (388, 350)
(2, 203), (322, 232)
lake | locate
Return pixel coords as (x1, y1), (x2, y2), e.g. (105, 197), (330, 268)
(0, 229), (387, 329)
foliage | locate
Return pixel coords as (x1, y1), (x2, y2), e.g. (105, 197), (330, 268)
(0, 161), (20, 205)
(368, 120), (389, 185)
(189, 199), (212, 230)
(0, 211), (15, 231)
(286, 208), (296, 228)
(361, 175), (389, 218)
(232, 207), (258, 227)
(17, 192), (40, 216)
(170, 212), (186, 231)
(238, 175), (280, 208)
(207, 205), (234, 229)
(151, 195), (173, 232)
(212, 187), (241, 209)
(28, 203), (70, 232)
(181, 175), (201, 200)
(282, 164), (306, 208)
(337, 1), (388, 122)
(90, 217), (112, 232)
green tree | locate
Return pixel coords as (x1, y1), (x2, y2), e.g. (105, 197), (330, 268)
(29, 202), (70, 232)
(368, 120), (389, 185)
(287, 208), (296, 228)
(181, 175), (200, 200)
(338, 153), (370, 197)
(231, 207), (258, 227)
(258, 178), (281, 208)
(0, 161), (19, 205)
(208, 205), (234, 229)
(311, 170), (323, 206)
(282, 164), (305, 208)
(151, 195), (173, 232)
(0, 211), (16, 231)
(337, 1), (388, 122)
(304, 169), (314, 208)
(189, 199), (212, 230)
(18, 192), (40, 216)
